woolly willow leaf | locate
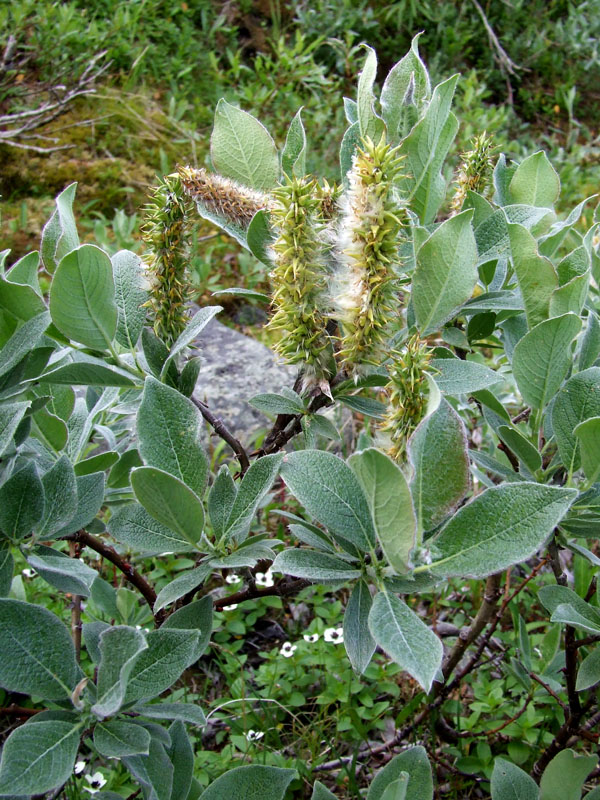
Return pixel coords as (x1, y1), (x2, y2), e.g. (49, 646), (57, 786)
(397, 74), (459, 224)
(39, 357), (137, 387)
(490, 758), (539, 800)
(551, 368), (600, 473)
(0, 547), (13, 596)
(381, 33), (431, 140)
(57, 472), (105, 537)
(579, 311), (600, 370)
(550, 247), (591, 318)
(133, 702), (207, 727)
(40, 182), (79, 273)
(574, 417), (600, 483)
(246, 210), (275, 266)
(280, 450), (376, 553)
(497, 426), (542, 474)
(138, 377), (208, 497)
(576, 648), (600, 691)
(539, 750), (597, 800)
(161, 305), (221, 376)
(408, 399), (470, 533)
(509, 151), (560, 209)
(161, 595), (213, 659)
(112, 249), (148, 349)
(413, 210), (477, 333)
(92, 625), (148, 718)
(425, 483), (576, 578)
(357, 45), (385, 141)
(368, 589), (442, 692)
(344, 97), (358, 124)
(249, 391), (305, 416)
(49, 245), (117, 349)
(0, 599), (80, 700)
(74, 451), (118, 476)
(340, 121), (361, 183)
(367, 746), (433, 800)
(312, 781), (338, 800)
(512, 314), (581, 410)
(6, 250), (41, 292)
(223, 453), (283, 542)
(131, 466), (204, 547)
(551, 603), (600, 634)
(108, 502), (197, 553)
(212, 286), (271, 303)
(338, 395), (387, 418)
(124, 628), (202, 704)
(154, 564), (213, 613)
(282, 107), (307, 177)
(94, 720), (150, 757)
(199, 765), (296, 800)
(32, 407), (68, 450)
(343, 580), (376, 675)
(507, 223), (557, 329)
(0, 277), (46, 332)
(429, 358), (501, 394)
(211, 99), (279, 191)
(0, 311), (50, 379)
(208, 464), (237, 540)
(125, 739), (173, 800)
(381, 776), (409, 800)
(0, 401), (29, 456)
(272, 549), (360, 581)
(27, 546), (98, 596)
(0, 461), (44, 541)
(36, 454), (77, 538)
(538, 584), (599, 619)
(0, 720), (81, 796)
(168, 720), (194, 800)
(474, 206), (550, 266)
(349, 448), (416, 573)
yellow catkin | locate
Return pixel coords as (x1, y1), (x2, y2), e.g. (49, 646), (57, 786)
(178, 165), (270, 229)
(450, 132), (495, 214)
(331, 135), (405, 377)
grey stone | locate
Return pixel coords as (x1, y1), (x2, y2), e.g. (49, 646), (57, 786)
(193, 319), (297, 442)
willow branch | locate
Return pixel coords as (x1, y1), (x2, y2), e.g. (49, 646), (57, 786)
(213, 577), (309, 611)
(64, 529), (163, 622)
(191, 395), (250, 475)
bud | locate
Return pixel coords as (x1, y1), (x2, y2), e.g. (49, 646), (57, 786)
(267, 176), (331, 391)
(382, 335), (432, 461)
(331, 135), (405, 377)
(450, 131), (495, 214)
(141, 175), (192, 347)
(178, 165), (270, 230)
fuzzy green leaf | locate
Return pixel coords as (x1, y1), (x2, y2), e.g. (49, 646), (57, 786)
(112, 249), (148, 349)
(272, 549), (360, 582)
(280, 450), (376, 553)
(223, 453), (283, 542)
(551, 368), (600, 473)
(507, 224), (557, 329)
(413, 210), (478, 333)
(574, 416), (600, 483)
(539, 749), (597, 800)
(349, 448), (416, 573)
(356, 45), (385, 141)
(509, 151), (560, 209)
(92, 625), (148, 718)
(211, 99), (279, 191)
(0, 461), (44, 541)
(49, 245), (117, 349)
(343, 580), (376, 674)
(199, 765), (296, 800)
(0, 599), (80, 700)
(367, 746), (433, 800)
(0, 401), (29, 456)
(425, 483), (576, 578)
(108, 501), (197, 554)
(138, 377), (208, 497)
(40, 183), (80, 274)
(0, 720), (80, 796)
(512, 314), (582, 410)
(368, 589), (442, 692)
(490, 758), (539, 800)
(94, 720), (151, 757)
(282, 107), (307, 177)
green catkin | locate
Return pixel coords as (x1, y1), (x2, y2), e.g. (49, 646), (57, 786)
(267, 176), (331, 391)
(178, 165), (270, 229)
(142, 175), (192, 347)
(332, 135), (405, 377)
(450, 131), (495, 214)
(382, 335), (433, 462)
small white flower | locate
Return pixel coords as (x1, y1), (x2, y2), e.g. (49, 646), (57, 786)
(245, 729), (264, 742)
(255, 568), (274, 588)
(222, 604), (238, 611)
(135, 625), (150, 633)
(324, 627), (344, 644)
(226, 573), (241, 584)
(279, 641), (297, 657)
(21, 568), (36, 578)
(74, 760), (86, 776)
(84, 772), (107, 794)
(303, 633), (319, 643)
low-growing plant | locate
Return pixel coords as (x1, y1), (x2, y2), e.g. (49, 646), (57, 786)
(1, 37), (600, 799)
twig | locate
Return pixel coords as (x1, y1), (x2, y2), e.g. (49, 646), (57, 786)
(0, 704), (43, 717)
(530, 673), (568, 711)
(68, 541), (83, 662)
(63, 529), (164, 623)
(191, 395), (250, 475)
(213, 577), (309, 611)
(442, 573), (502, 679)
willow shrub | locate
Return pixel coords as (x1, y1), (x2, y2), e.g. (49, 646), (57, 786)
(0, 37), (599, 799)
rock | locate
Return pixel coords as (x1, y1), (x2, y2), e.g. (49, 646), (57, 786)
(194, 319), (297, 442)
